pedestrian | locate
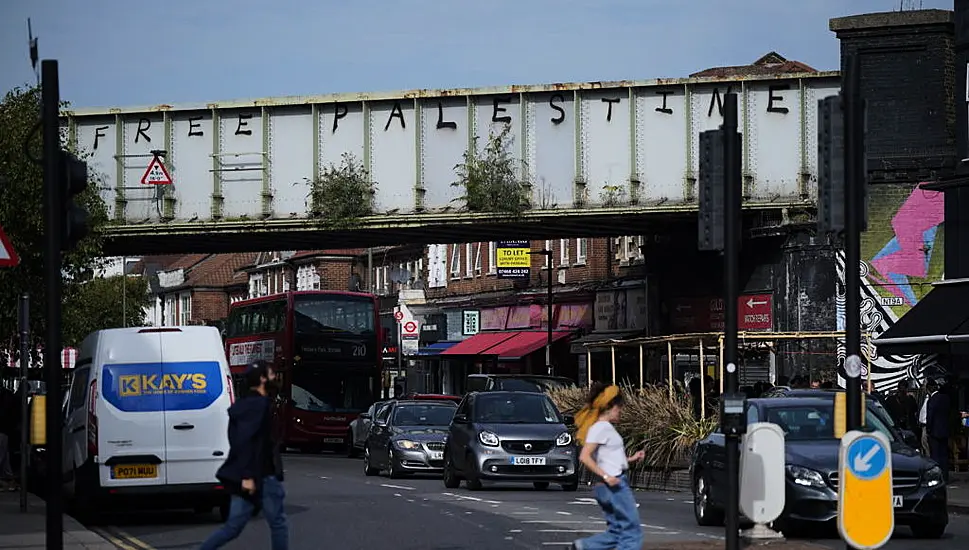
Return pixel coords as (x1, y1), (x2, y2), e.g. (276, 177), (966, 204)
(571, 383), (645, 550)
(925, 378), (951, 481)
(886, 379), (918, 432)
(200, 361), (288, 550)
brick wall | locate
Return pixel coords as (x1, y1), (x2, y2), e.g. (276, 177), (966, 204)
(191, 289), (230, 323)
(831, 9), (956, 183)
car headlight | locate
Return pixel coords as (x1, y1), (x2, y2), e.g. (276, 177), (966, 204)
(556, 432), (572, 446)
(395, 439), (421, 450)
(478, 431), (499, 447)
(786, 465), (827, 489)
(922, 465), (944, 488)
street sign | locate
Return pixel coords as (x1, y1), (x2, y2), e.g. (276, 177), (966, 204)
(394, 310), (404, 322)
(739, 293), (772, 330)
(838, 430), (894, 549)
(496, 240), (531, 279)
(462, 310), (480, 335)
(739, 422), (786, 524)
(0, 224), (19, 267)
(141, 155), (173, 185)
(402, 320), (419, 337)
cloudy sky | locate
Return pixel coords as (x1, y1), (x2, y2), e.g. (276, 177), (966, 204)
(0, 0), (951, 109)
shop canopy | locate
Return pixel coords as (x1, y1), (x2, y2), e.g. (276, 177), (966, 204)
(874, 278), (969, 355)
(440, 330), (572, 360)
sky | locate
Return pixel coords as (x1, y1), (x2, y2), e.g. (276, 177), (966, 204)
(0, 0), (953, 109)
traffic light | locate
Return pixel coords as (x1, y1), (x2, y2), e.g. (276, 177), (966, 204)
(698, 129), (725, 251)
(60, 151), (90, 251)
(818, 96), (845, 235)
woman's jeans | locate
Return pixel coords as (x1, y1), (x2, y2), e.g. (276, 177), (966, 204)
(200, 476), (289, 550)
(575, 476), (643, 550)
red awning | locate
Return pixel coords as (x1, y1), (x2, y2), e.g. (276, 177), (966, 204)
(487, 331), (572, 360)
(440, 330), (572, 360)
(440, 331), (518, 356)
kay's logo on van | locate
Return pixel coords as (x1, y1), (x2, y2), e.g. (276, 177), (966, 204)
(118, 373), (208, 397)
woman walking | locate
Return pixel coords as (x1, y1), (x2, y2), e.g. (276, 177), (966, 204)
(572, 383), (645, 550)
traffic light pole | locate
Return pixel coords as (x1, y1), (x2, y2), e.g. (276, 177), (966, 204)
(843, 55), (864, 435)
(722, 93), (742, 550)
(41, 59), (65, 550)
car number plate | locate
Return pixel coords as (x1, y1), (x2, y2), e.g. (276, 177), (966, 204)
(892, 495), (903, 508)
(509, 456), (546, 466)
(111, 464), (158, 480)
(429, 451), (443, 460)
(323, 438), (344, 444)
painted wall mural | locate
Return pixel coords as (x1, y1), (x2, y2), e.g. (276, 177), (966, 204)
(835, 184), (945, 391)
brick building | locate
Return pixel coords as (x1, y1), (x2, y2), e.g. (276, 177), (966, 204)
(153, 253), (255, 327)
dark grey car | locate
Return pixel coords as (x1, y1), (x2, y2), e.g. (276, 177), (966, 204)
(443, 391), (578, 491)
(363, 400), (457, 478)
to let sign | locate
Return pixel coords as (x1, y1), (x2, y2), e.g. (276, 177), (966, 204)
(496, 240), (531, 279)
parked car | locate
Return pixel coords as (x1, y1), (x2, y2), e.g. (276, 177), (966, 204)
(443, 391), (578, 491)
(761, 387), (919, 448)
(363, 400), (457, 478)
(465, 374), (575, 394)
(347, 400), (390, 458)
(402, 392), (463, 404)
(690, 396), (947, 538)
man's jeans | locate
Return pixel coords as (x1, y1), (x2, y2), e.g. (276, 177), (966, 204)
(574, 476), (643, 550)
(200, 476), (288, 550)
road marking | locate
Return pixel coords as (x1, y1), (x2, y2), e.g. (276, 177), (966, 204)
(381, 483), (415, 490)
(509, 529), (523, 533)
(541, 543), (574, 546)
(523, 520), (605, 524)
(115, 530), (155, 550)
(512, 511), (538, 515)
(441, 492), (501, 504)
(555, 511), (572, 516)
(538, 529), (600, 533)
(522, 505), (539, 510)
(91, 528), (138, 550)
(319, 476), (329, 479)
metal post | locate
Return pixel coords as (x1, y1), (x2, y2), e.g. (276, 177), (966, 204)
(699, 342), (706, 419)
(722, 92), (742, 550)
(366, 248), (373, 292)
(41, 59), (65, 550)
(843, 55), (864, 435)
(18, 294), (29, 513)
(122, 256), (127, 327)
(545, 250), (553, 376)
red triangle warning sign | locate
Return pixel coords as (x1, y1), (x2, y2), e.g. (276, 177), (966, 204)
(0, 224), (20, 268)
(141, 156), (173, 185)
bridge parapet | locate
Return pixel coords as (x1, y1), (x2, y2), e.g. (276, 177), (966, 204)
(64, 72), (839, 227)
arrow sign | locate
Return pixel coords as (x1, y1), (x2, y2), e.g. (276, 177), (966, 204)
(745, 297), (768, 308)
(838, 430), (894, 549)
(0, 224), (20, 268)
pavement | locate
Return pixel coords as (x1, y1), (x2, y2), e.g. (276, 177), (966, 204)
(0, 490), (113, 549)
(49, 453), (967, 550)
(945, 474), (969, 513)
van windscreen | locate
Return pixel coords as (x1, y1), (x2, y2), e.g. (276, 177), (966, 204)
(101, 361), (224, 412)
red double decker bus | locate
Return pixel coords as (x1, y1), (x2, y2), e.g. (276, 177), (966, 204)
(224, 290), (381, 452)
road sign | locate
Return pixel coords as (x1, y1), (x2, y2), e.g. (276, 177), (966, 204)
(0, 224), (20, 267)
(496, 240), (531, 279)
(402, 320), (419, 337)
(739, 422), (786, 524)
(394, 310), (404, 322)
(141, 156), (173, 185)
(739, 293), (772, 330)
(838, 430), (894, 549)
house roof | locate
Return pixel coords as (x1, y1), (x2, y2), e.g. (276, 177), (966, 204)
(689, 52), (817, 78)
(184, 253), (259, 288)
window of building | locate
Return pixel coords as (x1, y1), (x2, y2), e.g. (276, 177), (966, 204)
(615, 236), (645, 265)
(428, 245), (448, 288)
(488, 242), (497, 274)
(164, 294), (177, 326)
(179, 292), (192, 325)
(450, 244), (461, 278)
(576, 238), (588, 265)
(465, 244), (474, 277)
(560, 239), (569, 266)
(473, 243), (482, 275)
(296, 265), (320, 291)
(544, 240), (553, 269)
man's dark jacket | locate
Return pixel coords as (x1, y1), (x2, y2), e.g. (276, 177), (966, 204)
(926, 391), (951, 439)
(215, 394), (284, 498)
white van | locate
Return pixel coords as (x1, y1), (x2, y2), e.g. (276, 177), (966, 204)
(62, 326), (234, 519)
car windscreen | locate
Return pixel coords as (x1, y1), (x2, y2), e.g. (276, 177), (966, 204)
(473, 393), (562, 424)
(762, 403), (895, 442)
(497, 377), (571, 393)
(392, 404), (456, 426)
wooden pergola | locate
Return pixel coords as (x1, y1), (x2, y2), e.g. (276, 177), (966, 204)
(581, 331), (850, 416)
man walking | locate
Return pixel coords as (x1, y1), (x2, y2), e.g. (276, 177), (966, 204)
(886, 380), (918, 432)
(200, 361), (288, 550)
(925, 378), (951, 481)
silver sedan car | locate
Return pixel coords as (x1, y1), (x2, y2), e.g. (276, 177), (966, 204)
(443, 391), (578, 491)
(363, 400), (457, 478)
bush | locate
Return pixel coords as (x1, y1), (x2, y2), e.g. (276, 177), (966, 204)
(452, 125), (531, 215)
(306, 152), (375, 228)
(548, 384), (719, 472)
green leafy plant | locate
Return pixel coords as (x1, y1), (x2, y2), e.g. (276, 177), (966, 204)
(452, 125), (531, 215)
(599, 184), (627, 207)
(305, 152), (376, 228)
(549, 383), (718, 472)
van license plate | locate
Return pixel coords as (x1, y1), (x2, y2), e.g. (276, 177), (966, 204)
(892, 495), (903, 508)
(323, 438), (344, 444)
(111, 464), (158, 479)
(509, 456), (546, 466)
